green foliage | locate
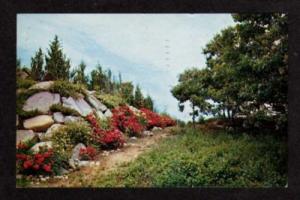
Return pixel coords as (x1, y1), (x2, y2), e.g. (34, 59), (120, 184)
(71, 61), (88, 86)
(44, 35), (70, 80)
(16, 78), (36, 89)
(51, 121), (93, 160)
(96, 93), (126, 109)
(144, 95), (154, 111)
(30, 48), (44, 81)
(134, 85), (144, 108)
(50, 104), (80, 116)
(49, 80), (86, 98)
(171, 14), (287, 130)
(120, 82), (135, 105)
(94, 128), (287, 187)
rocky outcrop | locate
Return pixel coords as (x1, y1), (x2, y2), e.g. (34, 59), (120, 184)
(86, 94), (107, 112)
(29, 81), (54, 90)
(23, 91), (60, 113)
(53, 112), (64, 123)
(62, 96), (93, 117)
(104, 109), (113, 118)
(16, 130), (38, 145)
(30, 141), (53, 153)
(44, 124), (64, 140)
(64, 116), (82, 123)
(69, 143), (86, 169)
(23, 115), (54, 131)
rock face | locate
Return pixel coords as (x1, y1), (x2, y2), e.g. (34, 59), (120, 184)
(44, 124), (64, 140)
(23, 115), (54, 131)
(95, 110), (106, 120)
(23, 91), (60, 113)
(16, 130), (37, 145)
(30, 141), (52, 153)
(104, 109), (113, 118)
(62, 97), (93, 117)
(64, 116), (82, 123)
(69, 143), (86, 169)
(53, 112), (64, 123)
(86, 94), (107, 112)
(29, 81), (54, 90)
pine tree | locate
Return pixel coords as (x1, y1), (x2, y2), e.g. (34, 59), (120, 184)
(134, 85), (144, 108)
(45, 35), (70, 80)
(144, 95), (154, 110)
(73, 61), (88, 85)
(120, 82), (134, 105)
(30, 48), (44, 81)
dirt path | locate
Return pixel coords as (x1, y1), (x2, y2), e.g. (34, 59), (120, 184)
(31, 127), (177, 187)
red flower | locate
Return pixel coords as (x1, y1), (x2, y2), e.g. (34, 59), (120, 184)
(23, 160), (33, 169)
(33, 164), (40, 170)
(43, 164), (52, 173)
(16, 154), (27, 160)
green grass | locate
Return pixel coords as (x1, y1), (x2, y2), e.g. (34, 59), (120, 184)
(49, 80), (86, 98)
(50, 104), (80, 116)
(93, 127), (287, 187)
(95, 93), (125, 109)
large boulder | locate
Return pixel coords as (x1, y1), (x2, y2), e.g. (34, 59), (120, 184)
(16, 130), (38, 145)
(69, 143), (86, 169)
(62, 96), (93, 117)
(23, 91), (60, 113)
(53, 112), (64, 123)
(29, 81), (54, 90)
(104, 109), (113, 118)
(44, 124), (64, 140)
(30, 141), (52, 153)
(86, 94), (107, 112)
(23, 115), (54, 131)
(95, 110), (106, 120)
(64, 116), (82, 123)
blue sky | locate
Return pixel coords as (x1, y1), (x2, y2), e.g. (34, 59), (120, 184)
(17, 14), (235, 122)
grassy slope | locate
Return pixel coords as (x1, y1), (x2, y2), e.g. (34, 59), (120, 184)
(92, 127), (287, 187)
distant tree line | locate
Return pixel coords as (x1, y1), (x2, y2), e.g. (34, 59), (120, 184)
(17, 35), (154, 111)
(172, 14), (287, 131)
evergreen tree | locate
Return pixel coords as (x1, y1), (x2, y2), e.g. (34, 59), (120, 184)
(120, 82), (134, 105)
(72, 61), (88, 85)
(30, 48), (44, 81)
(45, 35), (70, 80)
(134, 85), (144, 108)
(144, 95), (154, 110)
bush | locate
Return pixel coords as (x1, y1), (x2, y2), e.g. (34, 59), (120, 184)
(16, 141), (62, 175)
(79, 146), (97, 160)
(140, 108), (176, 129)
(17, 78), (36, 89)
(95, 93), (126, 109)
(51, 121), (93, 160)
(49, 80), (86, 98)
(50, 104), (80, 116)
(86, 113), (124, 149)
(112, 106), (145, 136)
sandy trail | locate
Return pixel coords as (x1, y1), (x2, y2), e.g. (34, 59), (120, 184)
(32, 127), (177, 187)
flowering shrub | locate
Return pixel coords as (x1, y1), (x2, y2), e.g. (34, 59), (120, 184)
(112, 106), (145, 136)
(86, 113), (124, 149)
(140, 108), (176, 128)
(79, 146), (97, 160)
(16, 142), (55, 175)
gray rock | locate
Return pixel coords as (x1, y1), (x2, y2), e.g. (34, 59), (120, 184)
(23, 115), (54, 131)
(95, 110), (106, 120)
(16, 130), (37, 145)
(62, 96), (93, 117)
(53, 112), (64, 123)
(29, 81), (54, 90)
(69, 143), (86, 169)
(143, 131), (153, 137)
(44, 124), (63, 140)
(152, 127), (162, 131)
(30, 141), (52, 153)
(23, 91), (61, 113)
(104, 109), (113, 118)
(64, 116), (82, 123)
(86, 94), (107, 112)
